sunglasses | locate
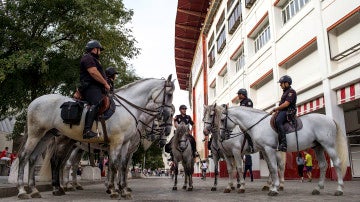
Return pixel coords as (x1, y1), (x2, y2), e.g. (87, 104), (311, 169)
(180, 108), (187, 110)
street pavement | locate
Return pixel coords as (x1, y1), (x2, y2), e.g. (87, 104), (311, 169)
(1, 176), (360, 201)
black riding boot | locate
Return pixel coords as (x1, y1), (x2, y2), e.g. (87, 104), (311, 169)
(83, 105), (98, 139)
(245, 133), (255, 153)
(277, 132), (287, 152)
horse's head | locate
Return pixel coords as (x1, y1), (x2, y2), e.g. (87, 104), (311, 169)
(202, 104), (217, 136)
(219, 105), (237, 139)
(174, 122), (190, 151)
(143, 75), (175, 147)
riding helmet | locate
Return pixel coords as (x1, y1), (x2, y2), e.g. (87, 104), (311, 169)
(278, 75), (292, 85)
(85, 40), (104, 51)
(105, 67), (119, 77)
(237, 88), (247, 97)
(179, 105), (187, 110)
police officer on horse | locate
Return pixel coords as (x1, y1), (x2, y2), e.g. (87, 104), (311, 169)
(272, 75), (297, 152)
(79, 40), (110, 139)
(237, 88), (255, 153)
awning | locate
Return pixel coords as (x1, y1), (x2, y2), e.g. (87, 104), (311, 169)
(337, 82), (360, 104)
(297, 96), (325, 116)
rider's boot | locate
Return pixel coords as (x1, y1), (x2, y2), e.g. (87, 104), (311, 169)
(83, 105), (98, 139)
(277, 132), (287, 152)
(245, 133), (255, 153)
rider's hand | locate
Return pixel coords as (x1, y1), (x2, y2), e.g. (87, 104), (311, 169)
(271, 108), (277, 113)
(104, 83), (111, 91)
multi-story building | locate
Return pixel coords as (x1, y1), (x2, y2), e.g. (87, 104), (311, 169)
(174, 0), (359, 179)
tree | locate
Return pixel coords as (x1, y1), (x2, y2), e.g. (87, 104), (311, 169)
(132, 142), (165, 170)
(0, 0), (140, 139)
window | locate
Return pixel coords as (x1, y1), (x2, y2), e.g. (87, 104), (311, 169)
(228, 2), (242, 34)
(235, 50), (245, 73)
(227, 0), (235, 11)
(254, 24), (270, 53)
(282, 0), (310, 24)
(217, 27), (226, 53)
(216, 11), (225, 32)
(222, 71), (229, 87)
(208, 33), (214, 50)
(208, 47), (215, 68)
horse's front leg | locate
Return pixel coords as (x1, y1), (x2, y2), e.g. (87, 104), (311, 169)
(276, 151), (286, 191)
(234, 154), (245, 193)
(223, 157), (234, 193)
(119, 144), (132, 199)
(211, 152), (219, 191)
(172, 163), (178, 190)
(263, 148), (280, 196)
(108, 153), (119, 199)
(182, 172), (188, 190)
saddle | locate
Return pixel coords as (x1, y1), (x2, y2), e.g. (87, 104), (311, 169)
(270, 112), (303, 134)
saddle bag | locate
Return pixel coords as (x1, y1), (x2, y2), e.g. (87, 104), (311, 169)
(60, 101), (84, 125)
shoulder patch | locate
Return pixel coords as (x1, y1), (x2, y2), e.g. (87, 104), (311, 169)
(288, 92), (293, 96)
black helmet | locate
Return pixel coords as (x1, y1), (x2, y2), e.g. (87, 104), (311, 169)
(237, 88), (247, 97)
(179, 105), (187, 110)
(105, 67), (118, 77)
(85, 40), (104, 51)
(278, 75), (292, 85)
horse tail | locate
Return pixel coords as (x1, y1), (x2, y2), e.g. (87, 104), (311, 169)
(38, 137), (56, 181)
(334, 121), (349, 179)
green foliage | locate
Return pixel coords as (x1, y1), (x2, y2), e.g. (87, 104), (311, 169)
(132, 143), (165, 170)
(0, 0), (140, 139)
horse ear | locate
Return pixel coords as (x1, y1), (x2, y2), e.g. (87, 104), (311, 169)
(167, 74), (172, 82)
(214, 103), (217, 107)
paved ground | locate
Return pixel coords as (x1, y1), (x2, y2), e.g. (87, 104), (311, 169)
(1, 176), (360, 201)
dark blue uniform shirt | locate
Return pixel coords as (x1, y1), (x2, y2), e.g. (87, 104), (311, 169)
(279, 87), (297, 111)
(240, 97), (253, 108)
(174, 114), (194, 126)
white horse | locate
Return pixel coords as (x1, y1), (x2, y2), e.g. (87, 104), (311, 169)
(202, 104), (286, 193)
(16, 75), (175, 199)
(218, 105), (348, 196)
(171, 123), (195, 191)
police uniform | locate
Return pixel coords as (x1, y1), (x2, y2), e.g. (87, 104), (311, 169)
(240, 97), (254, 152)
(174, 114), (197, 157)
(174, 114), (194, 126)
(275, 87), (297, 151)
(240, 97), (253, 108)
(80, 52), (107, 105)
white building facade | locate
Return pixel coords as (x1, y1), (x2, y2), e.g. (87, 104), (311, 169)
(184, 0), (359, 179)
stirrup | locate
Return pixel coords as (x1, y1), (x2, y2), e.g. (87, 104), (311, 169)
(277, 145), (287, 152)
(83, 131), (97, 139)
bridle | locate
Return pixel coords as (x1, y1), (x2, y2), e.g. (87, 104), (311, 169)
(220, 105), (271, 140)
(112, 79), (174, 141)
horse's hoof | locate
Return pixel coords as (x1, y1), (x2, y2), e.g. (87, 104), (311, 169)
(262, 186), (270, 191)
(237, 184), (241, 188)
(75, 186), (83, 190)
(68, 187), (76, 191)
(312, 189), (320, 195)
(237, 189), (245, 193)
(334, 191), (343, 196)
(110, 192), (119, 199)
(279, 186), (284, 191)
(187, 187), (193, 191)
(182, 185), (187, 190)
(63, 187), (68, 192)
(231, 186), (235, 190)
(106, 189), (111, 194)
(52, 190), (65, 196)
(268, 191), (279, 196)
(127, 187), (132, 192)
(223, 188), (231, 193)
(30, 191), (42, 198)
(18, 193), (31, 199)
(211, 187), (217, 191)
(124, 194), (133, 200)
(172, 187), (177, 190)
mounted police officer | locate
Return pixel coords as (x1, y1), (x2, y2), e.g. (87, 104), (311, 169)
(174, 105), (198, 157)
(105, 67), (119, 93)
(272, 75), (297, 152)
(237, 88), (254, 153)
(79, 40), (110, 139)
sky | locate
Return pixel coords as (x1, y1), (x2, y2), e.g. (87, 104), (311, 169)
(123, 0), (191, 112)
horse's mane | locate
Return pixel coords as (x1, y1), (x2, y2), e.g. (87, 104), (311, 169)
(230, 106), (267, 115)
(114, 78), (152, 93)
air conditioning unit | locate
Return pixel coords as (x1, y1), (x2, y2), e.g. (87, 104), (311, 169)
(245, 0), (256, 8)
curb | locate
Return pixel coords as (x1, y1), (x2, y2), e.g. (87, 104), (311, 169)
(0, 180), (105, 198)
